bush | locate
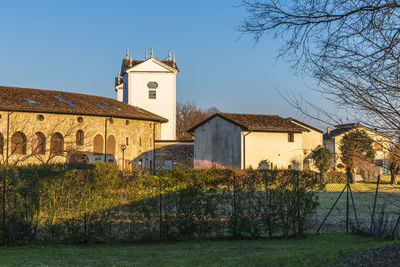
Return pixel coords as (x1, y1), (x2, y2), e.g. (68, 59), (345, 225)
(324, 171), (347, 183)
(0, 164), (324, 245)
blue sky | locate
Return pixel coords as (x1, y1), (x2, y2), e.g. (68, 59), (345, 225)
(0, 0), (332, 128)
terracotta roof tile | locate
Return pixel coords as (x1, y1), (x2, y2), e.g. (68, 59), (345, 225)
(188, 112), (308, 133)
(0, 86), (167, 122)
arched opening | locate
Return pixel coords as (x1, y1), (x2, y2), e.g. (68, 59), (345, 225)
(76, 130), (84, 146)
(0, 133), (4, 155)
(93, 134), (104, 154)
(32, 132), (46, 155)
(106, 135), (116, 155)
(11, 132), (27, 155)
(50, 132), (64, 155)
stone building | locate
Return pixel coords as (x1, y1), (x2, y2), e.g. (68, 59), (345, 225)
(0, 86), (166, 168)
(188, 113), (322, 170)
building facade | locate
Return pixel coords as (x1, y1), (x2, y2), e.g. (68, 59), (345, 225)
(115, 49), (179, 140)
(0, 86), (166, 168)
(188, 113), (323, 170)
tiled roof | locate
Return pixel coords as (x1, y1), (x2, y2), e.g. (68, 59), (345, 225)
(188, 112), (308, 133)
(0, 86), (167, 122)
(286, 118), (323, 133)
(323, 122), (389, 139)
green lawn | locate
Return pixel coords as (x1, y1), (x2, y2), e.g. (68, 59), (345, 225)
(0, 233), (395, 266)
(315, 183), (400, 232)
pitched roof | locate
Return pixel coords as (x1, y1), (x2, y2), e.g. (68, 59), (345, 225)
(0, 86), (167, 122)
(187, 112), (308, 133)
(287, 118), (323, 133)
(121, 58), (179, 75)
(323, 122), (389, 139)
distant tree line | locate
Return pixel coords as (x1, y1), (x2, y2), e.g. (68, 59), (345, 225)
(176, 102), (218, 140)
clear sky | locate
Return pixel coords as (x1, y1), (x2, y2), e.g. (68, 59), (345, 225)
(0, 0), (332, 129)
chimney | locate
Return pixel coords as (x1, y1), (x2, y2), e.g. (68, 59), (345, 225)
(327, 127), (331, 135)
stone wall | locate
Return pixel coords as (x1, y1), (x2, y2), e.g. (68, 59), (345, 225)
(154, 140), (194, 168)
(0, 110), (162, 168)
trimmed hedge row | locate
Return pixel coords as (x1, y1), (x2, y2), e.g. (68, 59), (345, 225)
(0, 164), (324, 245)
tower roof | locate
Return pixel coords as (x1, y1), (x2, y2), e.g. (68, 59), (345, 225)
(121, 58), (179, 74)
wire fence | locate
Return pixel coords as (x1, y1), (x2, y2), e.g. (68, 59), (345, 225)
(312, 175), (400, 239)
(0, 164), (399, 245)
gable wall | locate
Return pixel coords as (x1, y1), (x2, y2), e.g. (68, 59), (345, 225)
(193, 116), (242, 168)
(126, 60), (176, 140)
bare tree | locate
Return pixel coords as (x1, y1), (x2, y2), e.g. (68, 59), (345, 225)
(240, 0), (400, 166)
(1, 114), (92, 165)
(176, 102), (219, 140)
(389, 140), (400, 184)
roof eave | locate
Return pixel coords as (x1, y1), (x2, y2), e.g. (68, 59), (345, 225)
(0, 108), (168, 123)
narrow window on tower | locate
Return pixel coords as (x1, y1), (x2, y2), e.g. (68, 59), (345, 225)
(149, 90), (156, 99)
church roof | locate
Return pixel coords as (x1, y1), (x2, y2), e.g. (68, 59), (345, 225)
(0, 86), (168, 122)
(187, 112), (308, 133)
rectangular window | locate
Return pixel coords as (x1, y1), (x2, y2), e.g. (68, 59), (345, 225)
(288, 133), (294, 142)
(150, 138), (152, 146)
(139, 138), (142, 146)
(126, 137), (129, 146)
(149, 90), (156, 99)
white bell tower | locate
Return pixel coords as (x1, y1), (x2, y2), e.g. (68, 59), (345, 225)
(115, 48), (178, 140)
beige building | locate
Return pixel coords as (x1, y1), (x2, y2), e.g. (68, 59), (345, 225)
(188, 113), (322, 170)
(0, 86), (166, 168)
(323, 123), (391, 172)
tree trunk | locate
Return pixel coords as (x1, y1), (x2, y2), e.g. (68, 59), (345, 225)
(346, 168), (356, 184)
(391, 171), (398, 185)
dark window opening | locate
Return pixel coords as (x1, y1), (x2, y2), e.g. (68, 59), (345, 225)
(288, 133), (294, 142)
(149, 90), (156, 99)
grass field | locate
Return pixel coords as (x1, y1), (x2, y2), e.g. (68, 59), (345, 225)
(0, 233), (395, 266)
(314, 182), (400, 233)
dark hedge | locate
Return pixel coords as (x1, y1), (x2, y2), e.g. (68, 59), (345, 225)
(0, 164), (324, 245)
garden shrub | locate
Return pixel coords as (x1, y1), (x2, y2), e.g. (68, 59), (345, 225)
(324, 171), (348, 183)
(0, 164), (324, 245)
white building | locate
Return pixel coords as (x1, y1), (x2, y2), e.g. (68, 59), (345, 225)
(188, 113), (323, 170)
(115, 49), (179, 140)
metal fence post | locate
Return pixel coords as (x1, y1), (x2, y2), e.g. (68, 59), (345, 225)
(346, 183), (349, 233)
(159, 177), (162, 243)
(1, 171), (5, 245)
(370, 174), (381, 234)
(297, 172), (301, 235)
(348, 184), (360, 231)
(316, 184), (347, 234)
(391, 214), (400, 239)
(233, 173), (237, 239)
